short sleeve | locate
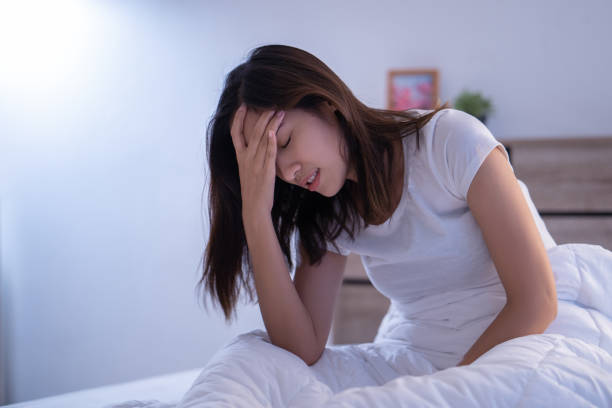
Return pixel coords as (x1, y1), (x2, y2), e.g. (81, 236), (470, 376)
(326, 240), (350, 256)
(429, 109), (513, 200)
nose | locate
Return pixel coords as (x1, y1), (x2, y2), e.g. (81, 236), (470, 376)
(276, 155), (300, 185)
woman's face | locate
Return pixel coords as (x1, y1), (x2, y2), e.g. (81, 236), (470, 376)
(241, 103), (357, 197)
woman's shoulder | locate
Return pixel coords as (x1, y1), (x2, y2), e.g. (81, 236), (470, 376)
(431, 108), (485, 130)
(408, 108), (490, 147)
(411, 107), (472, 126)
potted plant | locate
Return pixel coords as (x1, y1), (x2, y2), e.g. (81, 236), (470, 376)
(453, 90), (493, 124)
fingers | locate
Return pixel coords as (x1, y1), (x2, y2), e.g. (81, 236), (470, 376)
(250, 110), (277, 156)
(254, 110), (284, 169)
(264, 127), (277, 177)
(230, 103), (247, 153)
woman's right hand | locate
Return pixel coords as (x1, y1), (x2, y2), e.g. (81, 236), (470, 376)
(230, 103), (285, 218)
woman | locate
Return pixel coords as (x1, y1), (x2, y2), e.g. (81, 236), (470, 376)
(198, 44), (559, 370)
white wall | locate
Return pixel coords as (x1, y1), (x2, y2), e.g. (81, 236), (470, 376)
(0, 0), (610, 404)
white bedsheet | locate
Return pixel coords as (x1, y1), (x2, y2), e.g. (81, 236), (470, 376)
(3, 369), (201, 408)
(111, 243), (612, 407)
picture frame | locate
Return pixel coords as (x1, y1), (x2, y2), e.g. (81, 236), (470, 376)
(387, 69), (439, 110)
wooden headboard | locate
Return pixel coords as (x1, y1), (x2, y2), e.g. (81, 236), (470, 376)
(331, 137), (612, 345)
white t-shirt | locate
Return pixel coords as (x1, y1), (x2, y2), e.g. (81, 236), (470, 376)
(326, 108), (556, 305)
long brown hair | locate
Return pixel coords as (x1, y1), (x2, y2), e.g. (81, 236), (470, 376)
(198, 44), (449, 321)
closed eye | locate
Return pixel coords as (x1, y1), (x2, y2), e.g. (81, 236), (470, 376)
(282, 136), (291, 149)
(277, 122), (291, 149)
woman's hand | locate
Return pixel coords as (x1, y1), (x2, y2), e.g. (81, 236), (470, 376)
(230, 103), (285, 217)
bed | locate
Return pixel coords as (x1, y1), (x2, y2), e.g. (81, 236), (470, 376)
(101, 242), (612, 407)
(89, 243), (612, 407)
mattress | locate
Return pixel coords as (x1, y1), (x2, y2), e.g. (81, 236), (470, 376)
(3, 368), (201, 408)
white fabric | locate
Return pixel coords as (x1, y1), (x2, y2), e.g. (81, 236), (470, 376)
(169, 243), (612, 407)
(4, 369), (201, 408)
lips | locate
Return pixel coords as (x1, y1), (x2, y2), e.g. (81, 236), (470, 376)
(301, 169), (318, 188)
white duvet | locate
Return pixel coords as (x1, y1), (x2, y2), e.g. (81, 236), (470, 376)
(115, 243), (612, 407)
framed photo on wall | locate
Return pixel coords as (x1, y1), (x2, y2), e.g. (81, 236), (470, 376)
(387, 69), (439, 110)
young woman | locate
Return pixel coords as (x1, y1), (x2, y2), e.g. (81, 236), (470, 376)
(199, 44), (559, 369)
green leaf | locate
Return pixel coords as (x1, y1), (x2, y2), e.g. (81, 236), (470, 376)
(453, 90), (494, 119)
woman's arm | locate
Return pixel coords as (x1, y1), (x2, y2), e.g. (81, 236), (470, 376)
(456, 301), (555, 366)
(459, 146), (558, 365)
(293, 241), (347, 363)
(244, 212), (347, 365)
(243, 212), (319, 364)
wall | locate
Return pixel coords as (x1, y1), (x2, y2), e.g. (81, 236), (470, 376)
(0, 0), (610, 404)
